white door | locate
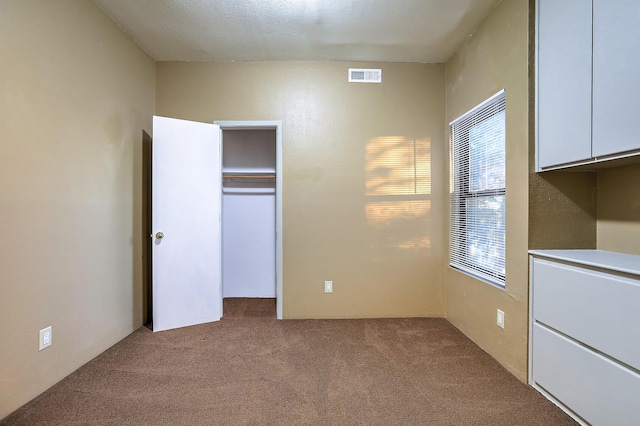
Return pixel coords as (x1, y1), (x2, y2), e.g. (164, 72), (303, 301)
(152, 115), (222, 332)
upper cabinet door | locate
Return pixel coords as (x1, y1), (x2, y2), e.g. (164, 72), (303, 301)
(592, 0), (640, 158)
(537, 0), (592, 170)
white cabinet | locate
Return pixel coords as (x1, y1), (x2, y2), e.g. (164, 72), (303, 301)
(592, 0), (640, 158)
(537, 0), (592, 169)
(529, 250), (640, 425)
(536, 0), (640, 171)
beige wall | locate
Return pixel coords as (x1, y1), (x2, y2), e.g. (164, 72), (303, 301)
(444, 0), (530, 381)
(156, 61), (446, 319)
(597, 164), (640, 255)
(528, 171), (597, 250)
(0, 0), (155, 418)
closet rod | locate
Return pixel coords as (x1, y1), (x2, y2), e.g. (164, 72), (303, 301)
(222, 174), (276, 179)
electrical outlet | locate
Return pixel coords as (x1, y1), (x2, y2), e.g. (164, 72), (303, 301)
(324, 280), (333, 293)
(39, 326), (52, 351)
(496, 309), (505, 329)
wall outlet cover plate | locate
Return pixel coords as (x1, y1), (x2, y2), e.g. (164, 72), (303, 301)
(39, 326), (52, 351)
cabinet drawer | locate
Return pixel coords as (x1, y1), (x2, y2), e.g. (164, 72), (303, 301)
(532, 257), (640, 370)
(532, 324), (640, 425)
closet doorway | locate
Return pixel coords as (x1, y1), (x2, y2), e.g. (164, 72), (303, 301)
(215, 121), (283, 320)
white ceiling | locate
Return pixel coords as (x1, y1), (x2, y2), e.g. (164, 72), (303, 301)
(92, 0), (501, 63)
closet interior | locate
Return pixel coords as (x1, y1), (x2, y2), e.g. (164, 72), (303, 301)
(221, 128), (277, 306)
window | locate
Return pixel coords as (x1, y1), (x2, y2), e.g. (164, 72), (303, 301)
(449, 90), (506, 287)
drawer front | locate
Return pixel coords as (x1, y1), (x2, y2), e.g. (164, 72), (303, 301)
(532, 257), (640, 370)
(532, 323), (640, 426)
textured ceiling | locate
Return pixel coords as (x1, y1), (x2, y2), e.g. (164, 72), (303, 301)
(92, 0), (500, 63)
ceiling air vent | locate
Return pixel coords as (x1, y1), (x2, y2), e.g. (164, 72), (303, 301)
(348, 68), (382, 83)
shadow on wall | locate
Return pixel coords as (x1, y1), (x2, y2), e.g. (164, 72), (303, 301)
(142, 130), (152, 327)
(365, 136), (432, 255)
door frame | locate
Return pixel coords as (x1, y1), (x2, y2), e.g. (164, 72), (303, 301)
(215, 120), (283, 320)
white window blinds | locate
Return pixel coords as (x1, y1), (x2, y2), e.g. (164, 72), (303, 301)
(449, 90), (506, 287)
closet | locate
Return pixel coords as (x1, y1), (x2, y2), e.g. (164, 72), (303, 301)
(151, 117), (283, 331)
(218, 122), (281, 311)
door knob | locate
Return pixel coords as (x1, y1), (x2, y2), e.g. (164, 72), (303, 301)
(156, 232), (164, 240)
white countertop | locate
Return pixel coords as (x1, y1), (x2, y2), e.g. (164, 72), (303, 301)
(529, 249), (640, 276)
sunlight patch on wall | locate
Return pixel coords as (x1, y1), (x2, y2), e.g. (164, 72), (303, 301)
(366, 136), (431, 196)
(365, 136), (432, 251)
(366, 200), (432, 250)
(398, 236), (431, 250)
(366, 200), (431, 228)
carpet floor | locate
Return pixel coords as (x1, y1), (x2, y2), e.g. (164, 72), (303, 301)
(2, 299), (576, 425)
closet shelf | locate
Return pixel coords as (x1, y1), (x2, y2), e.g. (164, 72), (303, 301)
(223, 174), (276, 180)
(222, 167), (276, 175)
(222, 187), (276, 195)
